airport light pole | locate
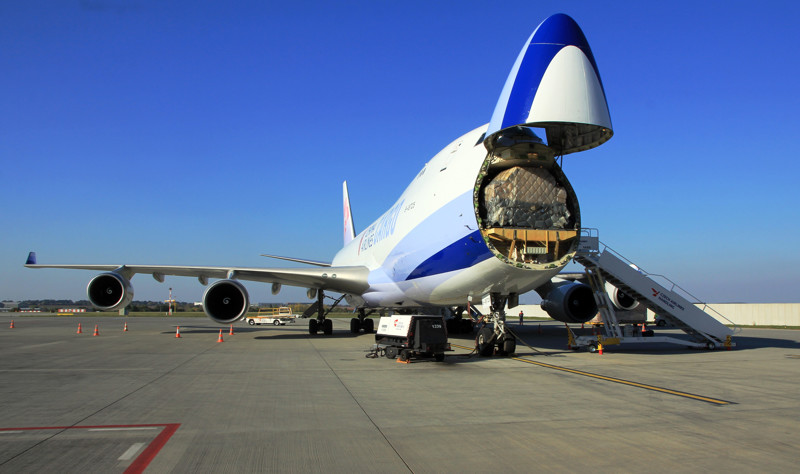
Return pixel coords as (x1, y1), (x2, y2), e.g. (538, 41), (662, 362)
(167, 288), (173, 316)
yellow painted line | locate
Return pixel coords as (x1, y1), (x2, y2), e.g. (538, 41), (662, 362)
(451, 344), (732, 406)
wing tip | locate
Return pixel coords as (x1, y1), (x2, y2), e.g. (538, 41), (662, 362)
(25, 251), (37, 265)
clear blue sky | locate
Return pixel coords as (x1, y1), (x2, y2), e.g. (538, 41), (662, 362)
(2, 1), (798, 304)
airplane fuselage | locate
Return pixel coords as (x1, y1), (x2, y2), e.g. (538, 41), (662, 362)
(334, 124), (577, 308)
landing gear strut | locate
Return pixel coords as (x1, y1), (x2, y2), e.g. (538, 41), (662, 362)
(308, 290), (347, 335)
(308, 290), (332, 335)
(474, 293), (516, 357)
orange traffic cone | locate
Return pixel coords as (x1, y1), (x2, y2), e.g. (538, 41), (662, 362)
(175, 326), (181, 338)
(9, 320), (15, 329)
(641, 323), (646, 334)
(76, 323), (83, 334)
(217, 329), (224, 343)
(93, 325), (99, 336)
(124, 322), (128, 332)
(598, 342), (604, 355)
(229, 324), (234, 335)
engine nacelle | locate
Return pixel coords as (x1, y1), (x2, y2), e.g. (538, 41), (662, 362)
(202, 279), (250, 324)
(605, 282), (639, 311)
(87, 272), (134, 311)
(540, 281), (597, 324)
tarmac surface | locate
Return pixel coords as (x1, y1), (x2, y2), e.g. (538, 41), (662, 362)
(1, 314), (799, 473)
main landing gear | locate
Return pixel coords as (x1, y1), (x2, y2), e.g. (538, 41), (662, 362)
(307, 289), (344, 336)
(349, 308), (375, 334)
(475, 293), (517, 357)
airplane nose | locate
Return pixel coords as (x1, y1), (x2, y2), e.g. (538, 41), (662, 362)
(486, 13), (613, 154)
(530, 14), (593, 58)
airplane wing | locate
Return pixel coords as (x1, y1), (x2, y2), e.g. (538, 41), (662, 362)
(555, 272), (587, 282)
(259, 253), (332, 267)
(24, 253), (369, 294)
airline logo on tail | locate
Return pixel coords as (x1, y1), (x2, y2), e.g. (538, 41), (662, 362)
(343, 181), (355, 246)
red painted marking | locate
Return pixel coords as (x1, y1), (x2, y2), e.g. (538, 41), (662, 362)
(0, 423), (180, 473)
(124, 423), (180, 474)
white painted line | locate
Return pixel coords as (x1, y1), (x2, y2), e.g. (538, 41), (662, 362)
(88, 427), (158, 432)
(118, 442), (146, 461)
(0, 431), (24, 434)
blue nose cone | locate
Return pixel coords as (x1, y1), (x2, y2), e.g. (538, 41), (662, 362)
(487, 14), (613, 154)
(529, 13), (600, 80)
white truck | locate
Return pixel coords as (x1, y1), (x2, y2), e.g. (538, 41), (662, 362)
(245, 307), (297, 326)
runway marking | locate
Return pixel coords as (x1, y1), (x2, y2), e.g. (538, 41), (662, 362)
(20, 341), (66, 350)
(89, 427), (158, 432)
(119, 442), (146, 461)
(0, 368), (150, 372)
(450, 344), (732, 406)
(0, 423), (180, 474)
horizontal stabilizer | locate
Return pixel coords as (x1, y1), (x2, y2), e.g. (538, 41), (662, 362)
(486, 13), (613, 155)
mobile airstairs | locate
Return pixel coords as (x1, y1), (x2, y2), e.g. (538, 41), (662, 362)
(570, 229), (737, 351)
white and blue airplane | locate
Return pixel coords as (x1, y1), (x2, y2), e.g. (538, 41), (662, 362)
(26, 14), (631, 355)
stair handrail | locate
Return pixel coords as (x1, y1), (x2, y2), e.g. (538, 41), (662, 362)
(578, 229), (738, 332)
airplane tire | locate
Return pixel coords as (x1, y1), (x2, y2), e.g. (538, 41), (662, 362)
(350, 318), (361, 333)
(363, 318), (374, 334)
(503, 336), (516, 356)
(309, 319), (318, 334)
(476, 327), (495, 357)
(323, 319), (333, 335)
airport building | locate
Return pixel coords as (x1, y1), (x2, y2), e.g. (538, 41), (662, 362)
(497, 303), (800, 327)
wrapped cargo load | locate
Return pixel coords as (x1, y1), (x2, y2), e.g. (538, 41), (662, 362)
(473, 135), (581, 270)
(482, 166), (571, 229)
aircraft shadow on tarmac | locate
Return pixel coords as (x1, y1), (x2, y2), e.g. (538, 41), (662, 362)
(502, 325), (800, 354)
(161, 323), (799, 353)
(161, 323), (365, 339)
(253, 331), (362, 341)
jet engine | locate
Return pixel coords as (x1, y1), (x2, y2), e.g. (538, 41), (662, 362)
(87, 272), (134, 311)
(540, 281), (597, 324)
(202, 279), (250, 324)
(605, 282), (639, 311)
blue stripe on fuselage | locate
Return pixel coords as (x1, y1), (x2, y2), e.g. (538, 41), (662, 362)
(377, 190), (490, 283)
(405, 230), (492, 281)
